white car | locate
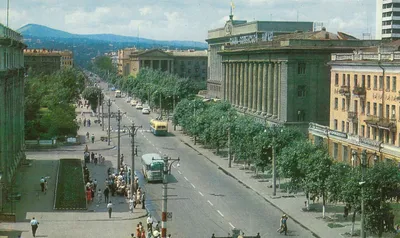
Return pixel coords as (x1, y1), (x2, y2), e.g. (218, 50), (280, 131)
(142, 108), (150, 114)
(136, 104), (143, 110)
(126, 97), (131, 103)
(130, 100), (137, 106)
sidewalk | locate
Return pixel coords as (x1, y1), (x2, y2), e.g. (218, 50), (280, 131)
(169, 124), (356, 238)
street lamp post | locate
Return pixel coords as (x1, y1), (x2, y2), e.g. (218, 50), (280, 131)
(116, 110), (121, 171)
(272, 137), (277, 196)
(125, 123), (142, 193)
(106, 99), (112, 145)
(160, 155), (180, 238)
(101, 93), (104, 131)
(351, 149), (378, 238)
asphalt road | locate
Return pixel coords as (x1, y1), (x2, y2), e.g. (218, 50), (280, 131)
(100, 83), (314, 238)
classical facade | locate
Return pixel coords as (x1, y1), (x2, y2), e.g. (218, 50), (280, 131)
(206, 14), (314, 99)
(24, 49), (61, 74)
(59, 50), (73, 68)
(219, 29), (380, 131)
(309, 48), (400, 164)
(117, 48), (207, 80)
(0, 24), (26, 206)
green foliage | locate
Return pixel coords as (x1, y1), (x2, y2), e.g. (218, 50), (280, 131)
(94, 56), (114, 72)
(81, 87), (103, 112)
(24, 68), (84, 140)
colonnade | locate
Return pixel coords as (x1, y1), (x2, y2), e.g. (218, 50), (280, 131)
(223, 61), (282, 118)
(139, 59), (174, 73)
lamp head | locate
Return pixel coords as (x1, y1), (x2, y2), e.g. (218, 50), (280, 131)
(177, 163), (180, 167)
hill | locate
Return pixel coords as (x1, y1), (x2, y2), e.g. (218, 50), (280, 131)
(17, 24), (208, 67)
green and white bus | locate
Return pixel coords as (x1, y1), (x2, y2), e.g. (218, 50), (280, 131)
(141, 153), (164, 182)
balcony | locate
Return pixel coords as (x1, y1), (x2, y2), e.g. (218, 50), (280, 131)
(347, 111), (358, 122)
(364, 116), (397, 131)
(352, 86), (366, 97)
(339, 85), (350, 97)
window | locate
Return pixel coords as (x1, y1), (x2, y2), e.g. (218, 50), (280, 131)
(297, 85), (306, 97)
(367, 75), (371, 88)
(188, 61), (192, 65)
(379, 103), (383, 117)
(386, 76), (391, 91)
(346, 122), (349, 133)
(367, 126), (370, 138)
(333, 143), (338, 160)
(393, 76), (397, 92)
(374, 76), (377, 89)
(342, 146), (348, 162)
(354, 74), (358, 86)
(335, 74), (339, 85)
(354, 100), (358, 113)
(334, 119), (338, 130)
(367, 102), (371, 115)
(342, 74), (345, 85)
(334, 98), (338, 110)
(386, 104), (390, 118)
(373, 103), (377, 116)
(297, 110), (305, 121)
(341, 121), (345, 132)
(380, 129), (384, 142)
(373, 127), (377, 140)
(361, 100), (365, 114)
(392, 105), (396, 119)
(298, 63), (306, 74)
(386, 131), (390, 143)
(202, 61), (206, 65)
(361, 75), (365, 88)
(379, 76), (383, 90)
(361, 125), (365, 137)
(342, 98), (346, 111)
(347, 74), (350, 86)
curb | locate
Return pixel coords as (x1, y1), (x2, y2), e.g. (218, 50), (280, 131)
(26, 146), (116, 152)
(178, 137), (322, 238)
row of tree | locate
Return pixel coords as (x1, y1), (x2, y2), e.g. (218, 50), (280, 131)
(172, 99), (400, 236)
(25, 68), (86, 140)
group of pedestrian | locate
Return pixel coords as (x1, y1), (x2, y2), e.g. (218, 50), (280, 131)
(82, 118), (91, 127)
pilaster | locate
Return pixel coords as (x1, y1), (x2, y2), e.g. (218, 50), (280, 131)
(252, 63), (258, 112)
(267, 62), (273, 117)
(262, 62), (268, 116)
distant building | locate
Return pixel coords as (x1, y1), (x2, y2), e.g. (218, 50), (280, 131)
(59, 50), (74, 68)
(0, 24), (26, 205)
(376, 0), (400, 41)
(105, 51), (118, 69)
(117, 48), (207, 80)
(309, 44), (400, 164)
(24, 49), (61, 74)
(206, 14), (315, 99)
(218, 28), (380, 132)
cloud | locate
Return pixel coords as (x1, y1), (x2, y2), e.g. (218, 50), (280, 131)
(139, 7), (152, 16)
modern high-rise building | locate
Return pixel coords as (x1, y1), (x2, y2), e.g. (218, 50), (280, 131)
(0, 24), (26, 208)
(376, 0), (400, 40)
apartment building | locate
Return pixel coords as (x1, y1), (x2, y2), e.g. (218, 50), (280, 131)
(309, 48), (400, 164)
(376, 0), (400, 40)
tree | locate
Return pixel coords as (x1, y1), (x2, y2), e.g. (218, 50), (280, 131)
(94, 56), (114, 72)
(82, 87), (103, 112)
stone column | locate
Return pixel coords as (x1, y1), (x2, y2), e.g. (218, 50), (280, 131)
(248, 62), (253, 111)
(150, 60), (153, 69)
(262, 62), (268, 115)
(236, 62), (240, 106)
(171, 60), (174, 73)
(277, 62), (281, 120)
(257, 62), (263, 114)
(273, 62), (279, 118)
(252, 63), (258, 112)
(239, 63), (243, 108)
(224, 63), (229, 101)
(232, 63), (237, 105)
(243, 62), (248, 110)
(267, 62), (273, 117)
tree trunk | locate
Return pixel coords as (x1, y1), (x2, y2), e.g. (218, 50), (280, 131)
(216, 141), (220, 154)
(322, 193), (326, 218)
(351, 210), (356, 236)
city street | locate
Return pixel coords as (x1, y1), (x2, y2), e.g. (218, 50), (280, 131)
(101, 83), (315, 238)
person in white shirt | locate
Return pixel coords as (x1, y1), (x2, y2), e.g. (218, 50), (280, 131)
(146, 215), (153, 231)
(40, 177), (45, 192)
(30, 217), (39, 237)
(107, 201), (113, 218)
(96, 189), (102, 204)
(129, 197), (134, 213)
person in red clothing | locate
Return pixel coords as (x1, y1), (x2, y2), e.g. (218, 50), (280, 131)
(86, 188), (92, 203)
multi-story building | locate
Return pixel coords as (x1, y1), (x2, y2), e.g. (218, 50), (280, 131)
(206, 14), (314, 99)
(376, 0), (400, 40)
(0, 24), (26, 207)
(24, 49), (61, 74)
(105, 51), (118, 69)
(218, 28), (380, 132)
(117, 48), (207, 80)
(59, 50), (73, 68)
(309, 47), (400, 164)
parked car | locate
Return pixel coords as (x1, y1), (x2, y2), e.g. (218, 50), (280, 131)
(130, 100), (137, 106)
(136, 104), (143, 110)
(126, 97), (132, 103)
(111, 87), (116, 91)
(142, 108), (150, 114)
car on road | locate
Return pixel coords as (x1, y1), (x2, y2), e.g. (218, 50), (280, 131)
(126, 97), (132, 103)
(142, 108), (150, 114)
(136, 103), (143, 110)
(130, 100), (137, 106)
(111, 87), (116, 91)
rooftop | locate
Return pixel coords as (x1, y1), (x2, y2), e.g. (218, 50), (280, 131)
(0, 23), (23, 42)
(24, 49), (62, 57)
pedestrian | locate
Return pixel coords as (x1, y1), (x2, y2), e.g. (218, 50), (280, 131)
(94, 155), (98, 165)
(147, 215), (153, 231)
(136, 224), (141, 238)
(104, 187), (110, 203)
(87, 119), (91, 127)
(91, 188), (95, 201)
(44, 180), (48, 194)
(84, 144), (89, 153)
(40, 177), (45, 192)
(129, 197), (134, 213)
(30, 217), (39, 237)
(97, 189), (102, 204)
(93, 179), (98, 190)
(107, 201), (113, 218)
(83, 118), (87, 127)
(91, 134), (95, 143)
(91, 152), (95, 163)
(86, 132), (90, 140)
(120, 154), (124, 165)
(141, 192), (146, 209)
(86, 188), (92, 203)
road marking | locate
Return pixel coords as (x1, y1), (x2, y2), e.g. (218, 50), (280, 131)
(184, 177), (189, 181)
(229, 222), (235, 229)
(191, 183), (196, 188)
(217, 210), (224, 217)
(172, 165), (175, 168)
(198, 191), (204, 196)
(207, 200), (213, 206)
(178, 170), (182, 174)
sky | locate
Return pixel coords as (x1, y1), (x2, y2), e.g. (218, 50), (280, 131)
(1, 0), (377, 42)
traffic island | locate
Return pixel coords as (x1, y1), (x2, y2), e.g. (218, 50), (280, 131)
(54, 159), (87, 210)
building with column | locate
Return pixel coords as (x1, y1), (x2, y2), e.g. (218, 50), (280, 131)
(24, 49), (61, 74)
(170, 50), (207, 80)
(309, 46), (400, 164)
(0, 24), (26, 208)
(117, 48), (137, 76)
(219, 28), (380, 132)
(206, 14), (314, 99)
(59, 50), (73, 68)
(376, 0), (400, 40)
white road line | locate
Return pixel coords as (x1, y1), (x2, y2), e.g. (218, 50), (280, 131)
(217, 210), (224, 217)
(198, 191), (204, 197)
(191, 183), (196, 188)
(207, 200), (213, 206)
(229, 222), (235, 229)
(184, 177), (189, 181)
(172, 165), (175, 168)
(178, 170), (182, 174)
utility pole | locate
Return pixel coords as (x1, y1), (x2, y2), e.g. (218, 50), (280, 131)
(272, 138), (277, 196)
(159, 93), (162, 119)
(129, 123), (142, 193)
(228, 127), (231, 168)
(161, 155), (169, 238)
(117, 110), (121, 171)
(107, 99), (112, 146)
